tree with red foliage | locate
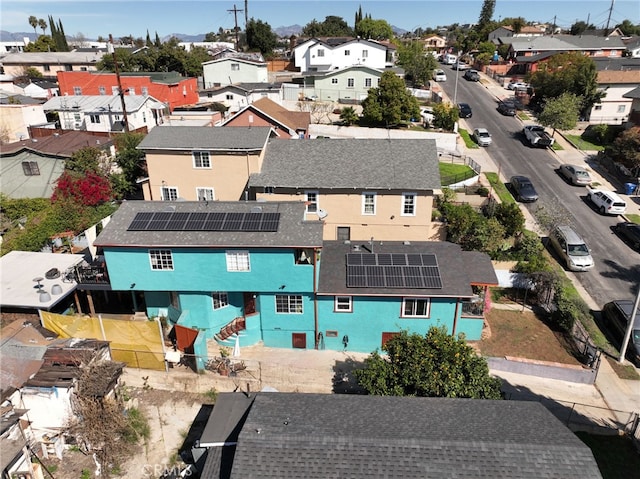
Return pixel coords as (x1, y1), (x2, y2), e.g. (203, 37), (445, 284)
(52, 170), (112, 206)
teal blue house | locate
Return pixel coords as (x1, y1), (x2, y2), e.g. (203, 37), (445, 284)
(94, 201), (497, 356)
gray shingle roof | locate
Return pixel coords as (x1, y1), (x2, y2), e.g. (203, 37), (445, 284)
(93, 200), (324, 248)
(137, 126), (272, 151)
(317, 241), (497, 298)
(249, 139), (441, 190)
(201, 392), (602, 479)
(42, 94), (158, 113)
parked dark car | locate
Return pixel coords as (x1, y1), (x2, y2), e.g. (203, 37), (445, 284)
(457, 103), (472, 118)
(463, 69), (480, 81)
(509, 175), (538, 202)
(602, 300), (640, 366)
(613, 222), (640, 251)
(497, 100), (517, 116)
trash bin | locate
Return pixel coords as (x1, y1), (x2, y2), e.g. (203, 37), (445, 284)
(624, 182), (637, 195)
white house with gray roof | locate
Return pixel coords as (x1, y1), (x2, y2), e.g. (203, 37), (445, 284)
(293, 37), (393, 73)
(202, 57), (268, 89)
(249, 138), (441, 242)
(42, 94), (165, 133)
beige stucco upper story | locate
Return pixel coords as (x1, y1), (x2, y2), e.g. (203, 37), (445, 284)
(142, 150), (264, 201)
(254, 188), (434, 242)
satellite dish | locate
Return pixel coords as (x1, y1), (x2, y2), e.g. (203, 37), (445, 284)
(317, 209), (328, 219)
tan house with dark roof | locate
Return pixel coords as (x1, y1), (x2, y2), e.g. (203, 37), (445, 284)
(221, 98), (311, 138)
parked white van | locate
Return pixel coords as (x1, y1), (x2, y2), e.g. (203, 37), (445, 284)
(549, 225), (594, 272)
(443, 54), (457, 65)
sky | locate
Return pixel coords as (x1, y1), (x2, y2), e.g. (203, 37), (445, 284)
(1, 0), (638, 40)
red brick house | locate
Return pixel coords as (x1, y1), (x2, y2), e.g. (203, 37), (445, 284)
(221, 97), (311, 138)
(56, 71), (198, 112)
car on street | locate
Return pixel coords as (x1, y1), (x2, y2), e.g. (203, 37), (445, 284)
(497, 100), (517, 116)
(548, 225), (594, 272)
(452, 62), (470, 71)
(510, 175), (538, 202)
(602, 300), (640, 366)
(457, 103), (472, 118)
(463, 69), (480, 81)
(586, 188), (627, 215)
(433, 69), (447, 81)
(558, 164), (592, 186)
(507, 81), (528, 90)
(472, 128), (492, 146)
(613, 222), (640, 252)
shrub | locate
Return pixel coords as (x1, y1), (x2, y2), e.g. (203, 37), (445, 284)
(477, 186), (489, 197)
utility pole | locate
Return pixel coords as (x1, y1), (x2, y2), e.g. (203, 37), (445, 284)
(228, 4), (244, 50)
(244, 0), (248, 30)
(604, 0), (615, 34)
(108, 34), (129, 132)
(619, 283), (640, 364)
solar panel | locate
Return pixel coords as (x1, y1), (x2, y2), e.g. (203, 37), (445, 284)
(220, 212), (244, 231)
(345, 253), (442, 289)
(184, 212), (208, 230)
(203, 212), (226, 230)
(242, 213), (263, 231)
(147, 211), (173, 230)
(166, 212), (190, 230)
(260, 213), (280, 232)
(128, 212), (154, 231)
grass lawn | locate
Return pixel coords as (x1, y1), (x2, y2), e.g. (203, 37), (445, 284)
(551, 141), (564, 151)
(517, 112), (529, 121)
(458, 128), (479, 148)
(484, 172), (515, 204)
(625, 213), (640, 224)
(564, 134), (606, 151)
(439, 162), (473, 177)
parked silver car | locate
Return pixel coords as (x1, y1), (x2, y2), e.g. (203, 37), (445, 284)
(473, 128), (492, 146)
(558, 164), (592, 186)
(548, 225), (594, 272)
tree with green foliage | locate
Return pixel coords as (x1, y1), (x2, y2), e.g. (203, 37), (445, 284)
(355, 18), (393, 40)
(361, 71), (419, 126)
(28, 16), (38, 36)
(474, 40), (498, 65)
(145, 30), (152, 46)
(537, 92), (581, 135)
(246, 18), (277, 56)
(354, 327), (502, 399)
(154, 32), (162, 48)
(396, 41), (437, 87)
(48, 15), (69, 52)
(432, 102), (459, 131)
(24, 35), (57, 53)
(24, 67), (43, 78)
(529, 52), (603, 117)
(492, 202), (525, 237)
(477, 0), (496, 31)
(339, 106), (359, 125)
(302, 16), (353, 37)
(570, 21), (595, 36)
(38, 18), (47, 36)
(355, 5), (363, 29)
(606, 127), (640, 176)
(111, 132), (146, 198)
(615, 19), (640, 36)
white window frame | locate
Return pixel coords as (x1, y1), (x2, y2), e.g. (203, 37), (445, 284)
(362, 192), (377, 215)
(617, 105), (626, 113)
(73, 86), (82, 95)
(401, 298), (430, 318)
(226, 94), (233, 100)
(161, 186), (179, 201)
(305, 191), (319, 213)
(276, 295), (303, 314)
(362, 49), (368, 58)
(141, 86), (149, 95)
(331, 78), (338, 84)
(22, 161), (40, 176)
(231, 63), (240, 71)
(226, 250), (250, 272)
(364, 78), (372, 87)
(212, 292), (229, 310)
(196, 187), (215, 201)
(401, 193), (416, 216)
(334, 296), (352, 312)
(192, 151), (211, 168)
(344, 49), (351, 56)
(128, 87), (135, 95)
(90, 114), (100, 124)
(317, 48), (325, 57)
(98, 86), (106, 95)
(347, 78), (355, 88)
(149, 249), (174, 271)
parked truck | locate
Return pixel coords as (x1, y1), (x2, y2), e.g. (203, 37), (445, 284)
(523, 125), (555, 148)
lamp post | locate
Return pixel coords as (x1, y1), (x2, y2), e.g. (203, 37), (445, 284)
(453, 51), (461, 104)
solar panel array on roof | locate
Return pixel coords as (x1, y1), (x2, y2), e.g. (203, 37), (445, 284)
(127, 211), (280, 232)
(346, 253), (442, 289)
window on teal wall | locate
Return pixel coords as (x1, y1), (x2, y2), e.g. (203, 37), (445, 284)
(334, 296), (352, 312)
(226, 250), (250, 271)
(402, 298), (430, 317)
(149, 249), (173, 270)
(276, 295), (303, 314)
(212, 292), (229, 309)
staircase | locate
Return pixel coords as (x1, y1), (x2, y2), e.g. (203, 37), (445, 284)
(214, 317), (246, 342)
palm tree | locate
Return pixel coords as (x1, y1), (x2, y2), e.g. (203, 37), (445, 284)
(38, 18), (47, 36)
(28, 16), (38, 36)
(339, 107), (359, 126)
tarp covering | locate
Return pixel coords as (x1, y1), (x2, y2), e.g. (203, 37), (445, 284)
(40, 311), (165, 370)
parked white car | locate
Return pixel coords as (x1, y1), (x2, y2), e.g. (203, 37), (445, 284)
(587, 188), (627, 215)
(473, 128), (492, 146)
(420, 107), (434, 125)
(433, 69), (447, 81)
(507, 81), (528, 90)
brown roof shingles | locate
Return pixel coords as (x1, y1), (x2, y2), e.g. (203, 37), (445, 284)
(1, 131), (113, 158)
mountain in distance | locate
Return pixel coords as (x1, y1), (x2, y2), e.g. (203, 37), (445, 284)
(274, 25), (302, 37)
(0, 31), (37, 42)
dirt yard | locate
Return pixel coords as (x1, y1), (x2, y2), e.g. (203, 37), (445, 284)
(477, 308), (582, 365)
